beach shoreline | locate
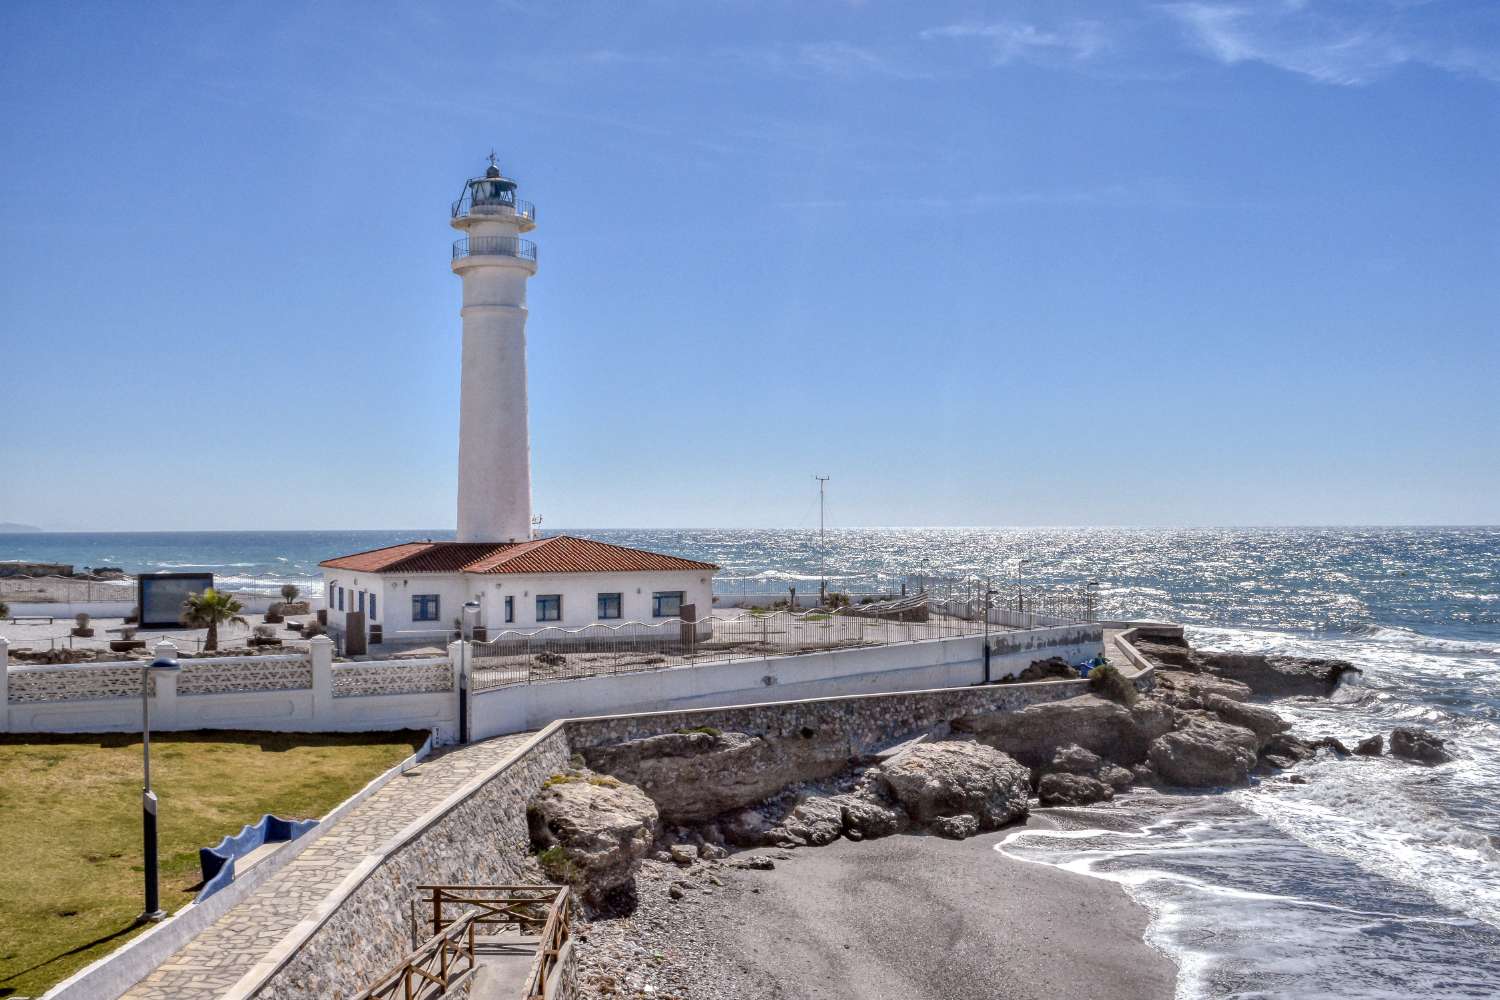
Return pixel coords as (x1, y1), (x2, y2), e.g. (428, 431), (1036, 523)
(577, 812), (1176, 1000)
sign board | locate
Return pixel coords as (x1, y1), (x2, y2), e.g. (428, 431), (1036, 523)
(139, 572), (215, 628)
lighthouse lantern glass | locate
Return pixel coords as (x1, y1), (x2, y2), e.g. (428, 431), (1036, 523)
(473, 178), (516, 208)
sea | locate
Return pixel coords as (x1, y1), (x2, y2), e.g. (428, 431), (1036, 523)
(3, 526), (1497, 998)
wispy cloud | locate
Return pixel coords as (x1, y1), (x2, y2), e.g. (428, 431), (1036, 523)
(780, 179), (1209, 213)
(738, 40), (932, 80)
(1159, 1), (1500, 85)
(920, 19), (1112, 66)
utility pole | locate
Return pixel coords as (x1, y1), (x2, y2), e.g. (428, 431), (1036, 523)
(815, 475), (830, 605)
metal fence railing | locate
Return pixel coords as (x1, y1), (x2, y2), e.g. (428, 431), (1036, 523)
(468, 604), (989, 691)
(451, 235), (537, 262)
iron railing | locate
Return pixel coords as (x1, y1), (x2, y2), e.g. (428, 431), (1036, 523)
(451, 190), (536, 223)
(451, 236), (538, 263)
(468, 603), (990, 690)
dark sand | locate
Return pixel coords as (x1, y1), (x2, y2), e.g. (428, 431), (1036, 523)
(577, 814), (1176, 999)
(717, 822), (1175, 1000)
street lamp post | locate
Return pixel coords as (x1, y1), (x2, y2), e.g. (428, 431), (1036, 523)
(140, 655), (181, 923)
(1016, 559), (1032, 613)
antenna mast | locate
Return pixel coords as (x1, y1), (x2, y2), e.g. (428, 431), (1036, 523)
(815, 475), (830, 604)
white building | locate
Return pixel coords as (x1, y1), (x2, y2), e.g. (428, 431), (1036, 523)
(320, 155), (718, 646)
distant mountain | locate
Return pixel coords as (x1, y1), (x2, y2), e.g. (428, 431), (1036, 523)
(0, 522), (43, 533)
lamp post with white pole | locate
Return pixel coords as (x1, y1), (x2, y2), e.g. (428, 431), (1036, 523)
(1016, 558), (1032, 613)
(140, 655), (181, 923)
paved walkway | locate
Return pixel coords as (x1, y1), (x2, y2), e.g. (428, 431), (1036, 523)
(121, 732), (536, 1000)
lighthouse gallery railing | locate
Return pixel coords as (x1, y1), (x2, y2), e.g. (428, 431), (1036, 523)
(451, 236), (538, 263)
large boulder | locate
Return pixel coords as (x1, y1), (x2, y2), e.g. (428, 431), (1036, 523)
(1007, 657), (1079, 683)
(1203, 694), (1290, 748)
(527, 773), (659, 903)
(1389, 728), (1454, 765)
(879, 741), (1030, 831)
(954, 694), (1169, 767)
(1155, 670), (1254, 709)
(1197, 652), (1359, 699)
(1148, 715), (1260, 788)
(831, 791), (906, 840)
(581, 729), (851, 824)
(779, 795), (845, 846)
(1050, 743), (1104, 775)
(1037, 772), (1114, 806)
(1136, 641), (1360, 699)
(1354, 734), (1383, 757)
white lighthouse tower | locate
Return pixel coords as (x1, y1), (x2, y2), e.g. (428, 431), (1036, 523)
(450, 154), (539, 543)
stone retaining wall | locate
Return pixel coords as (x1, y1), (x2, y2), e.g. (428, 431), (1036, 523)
(563, 675), (1096, 758)
(254, 727), (571, 999)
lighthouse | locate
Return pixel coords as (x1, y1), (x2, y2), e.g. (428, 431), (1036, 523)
(450, 154), (539, 543)
(319, 154), (717, 651)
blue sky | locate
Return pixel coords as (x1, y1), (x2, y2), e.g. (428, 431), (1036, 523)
(1, 0), (1496, 531)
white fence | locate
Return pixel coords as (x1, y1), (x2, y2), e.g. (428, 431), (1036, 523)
(2, 616), (1103, 742)
(0, 637), (461, 741)
(468, 622), (1103, 740)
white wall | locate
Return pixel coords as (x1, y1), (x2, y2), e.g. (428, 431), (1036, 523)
(324, 569), (716, 645)
(468, 624), (1103, 739)
(1, 638), (462, 741)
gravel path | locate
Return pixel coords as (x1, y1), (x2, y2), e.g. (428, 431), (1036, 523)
(576, 815), (1176, 1000)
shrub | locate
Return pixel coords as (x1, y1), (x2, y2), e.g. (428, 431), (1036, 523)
(825, 592), (850, 608)
(0, 599), (8, 619)
(280, 583), (300, 603)
(676, 725), (722, 738)
(534, 650), (567, 668)
(253, 624), (276, 639)
(1089, 664), (1137, 706)
(75, 612), (90, 629)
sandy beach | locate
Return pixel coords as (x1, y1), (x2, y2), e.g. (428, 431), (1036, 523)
(578, 814), (1176, 1000)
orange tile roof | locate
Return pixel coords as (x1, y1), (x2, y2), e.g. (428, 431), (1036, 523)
(319, 535), (718, 576)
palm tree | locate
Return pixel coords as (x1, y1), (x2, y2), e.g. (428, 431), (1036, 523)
(181, 588), (247, 652)
(280, 583), (300, 604)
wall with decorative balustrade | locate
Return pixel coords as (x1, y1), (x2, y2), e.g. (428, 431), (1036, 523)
(0, 637), (462, 740)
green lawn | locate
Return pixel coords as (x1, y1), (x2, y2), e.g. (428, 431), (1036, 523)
(0, 729), (427, 997)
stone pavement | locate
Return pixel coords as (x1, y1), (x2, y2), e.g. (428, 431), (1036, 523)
(120, 731), (536, 1000)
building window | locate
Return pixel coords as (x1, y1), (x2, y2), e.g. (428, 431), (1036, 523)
(337, 587), (345, 611)
(597, 593), (622, 620)
(412, 594), (441, 622)
(536, 594), (561, 622)
(504, 596), (514, 623)
(370, 594), (377, 621)
(652, 591), (685, 618)
(357, 591), (366, 614)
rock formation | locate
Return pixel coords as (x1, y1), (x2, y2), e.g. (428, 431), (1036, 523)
(580, 729), (851, 824)
(527, 771), (659, 904)
(1389, 727), (1454, 764)
(878, 741), (1031, 832)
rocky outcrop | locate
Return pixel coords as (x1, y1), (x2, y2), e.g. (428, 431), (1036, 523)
(879, 742), (1031, 831)
(1354, 734), (1383, 756)
(1136, 642), (1358, 699)
(778, 795), (844, 846)
(1154, 670), (1253, 708)
(1260, 732), (1317, 769)
(527, 772), (659, 903)
(1389, 728), (1454, 765)
(1006, 657), (1080, 683)
(1037, 772), (1114, 806)
(581, 729), (851, 824)
(1203, 694), (1290, 748)
(953, 694), (1173, 768)
(1149, 714), (1260, 787)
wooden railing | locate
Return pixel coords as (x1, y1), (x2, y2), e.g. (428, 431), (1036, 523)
(351, 916), (479, 1000)
(525, 885), (573, 999)
(353, 884), (570, 1000)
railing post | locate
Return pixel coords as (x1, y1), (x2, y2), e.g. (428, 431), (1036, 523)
(309, 635), (334, 721)
(0, 636), (9, 733)
(447, 641), (467, 744)
(152, 640), (180, 730)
